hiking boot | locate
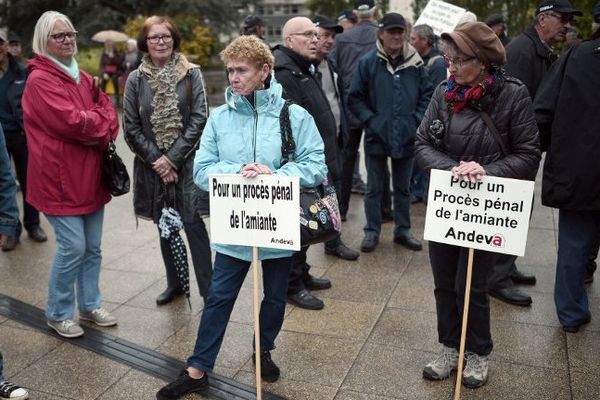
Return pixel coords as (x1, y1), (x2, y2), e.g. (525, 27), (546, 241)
(80, 307), (118, 327)
(47, 319), (84, 338)
(252, 350), (280, 382)
(462, 352), (489, 388)
(156, 369), (208, 399)
(0, 381), (29, 399)
(423, 345), (458, 380)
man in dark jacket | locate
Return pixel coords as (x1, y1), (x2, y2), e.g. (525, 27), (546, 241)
(409, 23), (446, 204)
(534, 31), (600, 333)
(0, 28), (47, 251)
(488, 0), (582, 307)
(348, 13), (433, 253)
(332, 0), (392, 221)
(273, 16), (359, 311)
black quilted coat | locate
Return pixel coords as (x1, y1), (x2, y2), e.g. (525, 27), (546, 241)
(415, 75), (541, 181)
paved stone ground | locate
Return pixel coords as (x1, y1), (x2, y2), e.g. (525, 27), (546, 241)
(1, 133), (599, 400)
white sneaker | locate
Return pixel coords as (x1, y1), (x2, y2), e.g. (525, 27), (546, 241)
(47, 319), (84, 338)
(423, 345), (459, 380)
(462, 351), (489, 388)
(80, 307), (118, 327)
(0, 381), (29, 399)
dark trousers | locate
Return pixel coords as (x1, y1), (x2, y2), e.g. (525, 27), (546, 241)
(339, 127), (390, 217)
(187, 253), (292, 372)
(364, 154), (412, 238)
(288, 246), (310, 294)
(410, 163), (429, 201)
(158, 213), (212, 299)
(488, 197), (535, 290)
(429, 241), (497, 356)
(3, 130), (40, 232)
(555, 209), (600, 327)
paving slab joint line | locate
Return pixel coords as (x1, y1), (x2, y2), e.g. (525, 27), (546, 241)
(0, 294), (286, 400)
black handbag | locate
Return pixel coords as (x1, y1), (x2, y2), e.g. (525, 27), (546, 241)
(102, 141), (130, 196)
(279, 100), (341, 246)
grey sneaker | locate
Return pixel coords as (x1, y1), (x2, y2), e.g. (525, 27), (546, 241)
(80, 307), (118, 327)
(47, 319), (84, 338)
(423, 345), (459, 380)
(462, 352), (488, 388)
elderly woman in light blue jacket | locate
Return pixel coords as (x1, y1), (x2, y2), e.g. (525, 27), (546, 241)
(157, 35), (326, 400)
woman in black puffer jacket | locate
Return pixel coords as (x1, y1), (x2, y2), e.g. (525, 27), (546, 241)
(415, 22), (540, 389)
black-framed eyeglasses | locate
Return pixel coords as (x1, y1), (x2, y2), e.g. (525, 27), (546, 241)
(443, 55), (476, 68)
(289, 31), (320, 40)
(147, 34), (173, 44)
(544, 11), (574, 24)
(49, 31), (78, 43)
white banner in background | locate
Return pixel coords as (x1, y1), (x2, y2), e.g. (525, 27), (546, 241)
(209, 174), (300, 251)
(424, 169), (535, 256)
(415, 0), (467, 37)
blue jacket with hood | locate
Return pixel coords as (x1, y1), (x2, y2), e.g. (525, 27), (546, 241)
(193, 77), (327, 262)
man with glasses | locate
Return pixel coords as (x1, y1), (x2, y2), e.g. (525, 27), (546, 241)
(488, 0), (582, 307)
(0, 28), (47, 251)
(273, 16), (359, 311)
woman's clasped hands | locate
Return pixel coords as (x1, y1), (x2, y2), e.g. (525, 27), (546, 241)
(451, 160), (486, 183)
(241, 162), (273, 178)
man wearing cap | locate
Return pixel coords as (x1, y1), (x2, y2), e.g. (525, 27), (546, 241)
(332, 0), (392, 222)
(348, 12), (433, 253)
(313, 15), (346, 166)
(240, 15), (268, 45)
(273, 16), (359, 310)
(7, 34), (22, 62)
(336, 10), (357, 32)
(409, 24), (447, 204)
(487, 0), (582, 307)
(485, 13), (511, 46)
(0, 28), (47, 251)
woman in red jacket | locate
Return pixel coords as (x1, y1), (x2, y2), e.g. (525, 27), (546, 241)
(22, 11), (120, 339)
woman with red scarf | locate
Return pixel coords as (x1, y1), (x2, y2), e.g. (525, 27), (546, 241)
(415, 22), (540, 389)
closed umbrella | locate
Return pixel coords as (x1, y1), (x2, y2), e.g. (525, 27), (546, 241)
(158, 206), (192, 310)
(92, 30), (129, 43)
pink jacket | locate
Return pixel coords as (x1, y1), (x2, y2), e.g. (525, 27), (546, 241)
(22, 56), (119, 216)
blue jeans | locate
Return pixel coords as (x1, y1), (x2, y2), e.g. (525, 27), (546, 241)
(0, 350), (4, 382)
(45, 208), (104, 321)
(0, 126), (19, 237)
(187, 252), (292, 372)
(555, 209), (600, 327)
(364, 154), (413, 238)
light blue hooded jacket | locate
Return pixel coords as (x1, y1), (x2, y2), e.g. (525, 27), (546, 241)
(193, 77), (327, 262)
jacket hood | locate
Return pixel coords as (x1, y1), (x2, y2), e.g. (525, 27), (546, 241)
(27, 55), (81, 83)
(376, 40), (423, 73)
(225, 75), (284, 114)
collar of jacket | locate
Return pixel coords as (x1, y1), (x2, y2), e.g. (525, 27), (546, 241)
(273, 45), (314, 76)
(524, 25), (556, 61)
(27, 55), (79, 83)
(225, 75), (283, 114)
(376, 40), (423, 74)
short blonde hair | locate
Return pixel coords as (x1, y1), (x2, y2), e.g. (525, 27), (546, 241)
(32, 11), (77, 57)
(220, 35), (274, 70)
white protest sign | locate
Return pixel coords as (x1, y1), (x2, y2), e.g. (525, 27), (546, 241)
(415, 0), (467, 37)
(424, 169), (535, 256)
(209, 174), (300, 251)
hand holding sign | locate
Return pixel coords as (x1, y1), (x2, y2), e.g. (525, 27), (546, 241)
(241, 162), (273, 178)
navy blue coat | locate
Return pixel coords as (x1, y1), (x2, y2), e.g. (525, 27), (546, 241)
(348, 41), (433, 158)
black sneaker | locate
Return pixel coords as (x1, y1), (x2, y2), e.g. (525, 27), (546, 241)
(156, 370), (208, 400)
(0, 381), (29, 399)
(252, 350), (280, 382)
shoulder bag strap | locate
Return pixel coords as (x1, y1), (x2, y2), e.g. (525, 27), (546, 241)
(480, 111), (509, 157)
(279, 99), (296, 164)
